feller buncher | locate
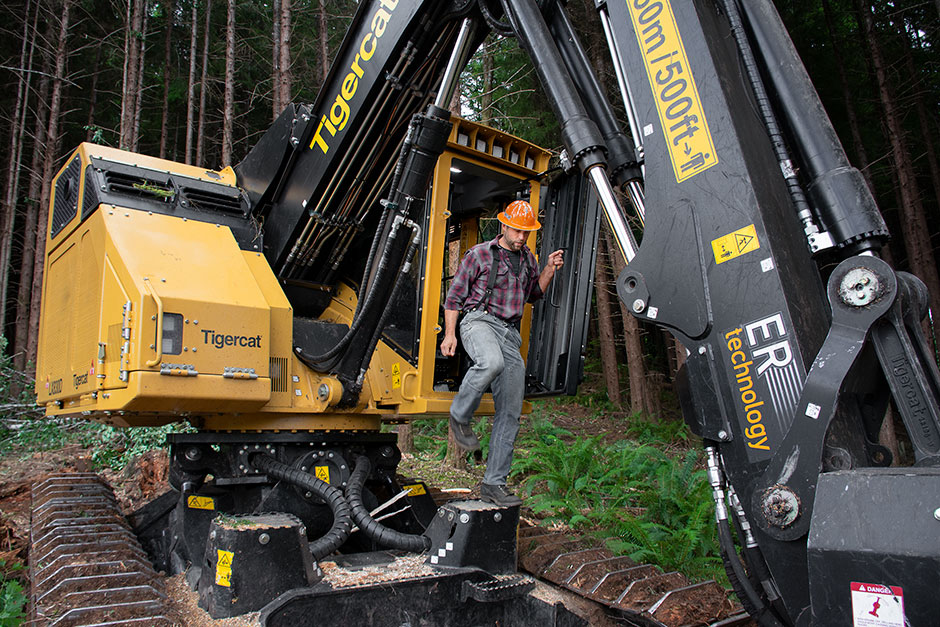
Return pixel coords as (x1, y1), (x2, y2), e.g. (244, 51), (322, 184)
(30, 1), (940, 626)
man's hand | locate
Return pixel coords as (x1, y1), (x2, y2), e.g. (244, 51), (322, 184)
(539, 249), (565, 291)
(547, 249), (565, 269)
(441, 309), (460, 357)
(441, 333), (458, 357)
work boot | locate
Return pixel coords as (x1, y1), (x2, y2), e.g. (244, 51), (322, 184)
(449, 415), (480, 451)
(480, 483), (522, 507)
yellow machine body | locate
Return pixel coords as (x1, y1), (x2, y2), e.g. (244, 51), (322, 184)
(36, 120), (551, 430)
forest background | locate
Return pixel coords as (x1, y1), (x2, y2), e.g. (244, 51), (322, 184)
(0, 0), (939, 415)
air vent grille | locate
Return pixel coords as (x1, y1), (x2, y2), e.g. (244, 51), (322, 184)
(104, 170), (175, 202)
(270, 357), (290, 393)
(50, 156), (82, 238)
(182, 186), (244, 215)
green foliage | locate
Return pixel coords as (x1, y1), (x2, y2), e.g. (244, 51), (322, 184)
(512, 430), (722, 582)
(621, 412), (690, 446)
(0, 560), (26, 627)
(85, 422), (193, 471)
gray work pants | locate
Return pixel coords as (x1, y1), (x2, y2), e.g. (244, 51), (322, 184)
(450, 309), (525, 486)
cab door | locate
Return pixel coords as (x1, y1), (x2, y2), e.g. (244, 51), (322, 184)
(525, 172), (600, 396)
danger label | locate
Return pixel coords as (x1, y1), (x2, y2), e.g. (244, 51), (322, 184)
(391, 362), (401, 389)
(187, 495), (215, 510)
(315, 465), (330, 482)
(851, 582), (904, 626)
(216, 549), (234, 587)
(627, 0), (718, 182)
(402, 483), (426, 496)
(712, 224), (760, 264)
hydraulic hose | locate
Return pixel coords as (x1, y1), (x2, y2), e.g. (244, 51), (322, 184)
(350, 220), (422, 391)
(299, 215), (406, 366)
(346, 455), (430, 552)
(249, 453), (353, 560)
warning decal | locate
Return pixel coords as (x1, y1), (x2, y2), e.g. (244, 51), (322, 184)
(402, 483), (426, 496)
(315, 465), (330, 482)
(851, 582), (904, 627)
(712, 224), (760, 265)
(626, 0), (718, 182)
(391, 362), (401, 389)
(187, 495), (215, 510)
(216, 549), (234, 587)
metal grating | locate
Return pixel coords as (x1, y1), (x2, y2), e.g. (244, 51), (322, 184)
(270, 357), (290, 393)
(103, 170), (175, 202)
(181, 186), (244, 215)
(51, 156), (82, 238)
(81, 164), (100, 221)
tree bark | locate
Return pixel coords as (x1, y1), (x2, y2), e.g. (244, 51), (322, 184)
(272, 0), (281, 119)
(319, 0), (329, 82)
(184, 2), (198, 165)
(195, 0), (212, 168)
(121, 0), (143, 150)
(85, 44), (102, 142)
(132, 2), (150, 152)
(159, 0), (174, 158)
(602, 226), (647, 413)
(594, 231), (622, 406)
(13, 28), (52, 371)
(855, 1), (940, 330)
(1, 0), (37, 334)
(26, 0), (72, 370)
(821, 0), (875, 193)
(221, 0), (235, 167)
(279, 0), (292, 111)
(481, 37), (493, 124)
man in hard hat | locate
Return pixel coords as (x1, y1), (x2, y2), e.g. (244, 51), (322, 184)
(441, 199), (565, 507)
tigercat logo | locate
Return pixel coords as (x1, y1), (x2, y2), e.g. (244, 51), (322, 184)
(201, 330), (262, 349)
(626, 0), (718, 182)
(309, 0), (400, 154)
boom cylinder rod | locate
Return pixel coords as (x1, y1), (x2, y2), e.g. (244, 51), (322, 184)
(597, 3), (644, 165)
(434, 18), (477, 110)
(739, 0), (887, 252)
(588, 166), (637, 263)
(546, 0), (641, 187)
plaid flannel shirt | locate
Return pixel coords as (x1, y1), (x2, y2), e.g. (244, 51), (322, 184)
(443, 236), (544, 323)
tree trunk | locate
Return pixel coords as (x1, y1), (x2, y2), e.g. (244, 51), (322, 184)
(855, 1), (940, 331)
(1, 0), (37, 334)
(26, 0), (72, 371)
(272, 0), (281, 119)
(196, 0), (212, 168)
(221, 0), (235, 167)
(85, 44), (102, 141)
(481, 37), (493, 124)
(602, 226), (646, 413)
(903, 49), (940, 214)
(594, 232), (622, 406)
(13, 37), (52, 371)
(821, 0), (875, 192)
(184, 2), (198, 165)
(279, 0), (292, 111)
(121, 0), (143, 149)
(132, 2), (149, 152)
(159, 0), (174, 158)
(397, 422), (414, 455)
(319, 0), (329, 82)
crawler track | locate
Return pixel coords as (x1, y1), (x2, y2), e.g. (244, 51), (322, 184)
(517, 523), (753, 627)
(29, 474), (173, 626)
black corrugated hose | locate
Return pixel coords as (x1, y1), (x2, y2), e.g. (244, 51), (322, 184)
(346, 455), (431, 552)
(249, 453), (353, 560)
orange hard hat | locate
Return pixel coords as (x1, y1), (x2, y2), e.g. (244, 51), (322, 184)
(497, 200), (541, 231)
